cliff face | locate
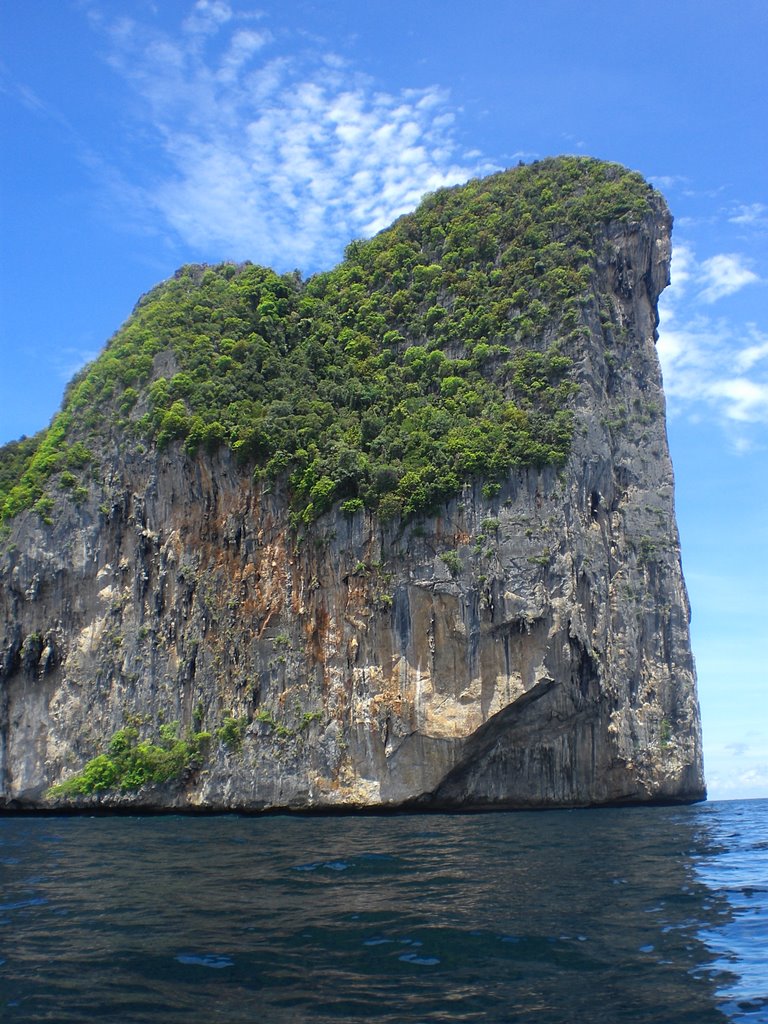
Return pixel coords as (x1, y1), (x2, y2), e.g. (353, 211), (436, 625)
(0, 159), (705, 811)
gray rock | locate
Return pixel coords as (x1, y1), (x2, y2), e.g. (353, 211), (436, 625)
(0, 194), (705, 811)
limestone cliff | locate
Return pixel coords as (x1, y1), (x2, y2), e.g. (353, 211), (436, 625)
(0, 157), (705, 811)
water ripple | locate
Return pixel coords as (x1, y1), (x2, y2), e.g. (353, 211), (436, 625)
(0, 802), (764, 1022)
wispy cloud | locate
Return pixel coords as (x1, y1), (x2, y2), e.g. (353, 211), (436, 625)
(698, 253), (760, 303)
(0, 62), (75, 132)
(707, 763), (768, 800)
(658, 244), (768, 435)
(725, 742), (749, 757)
(648, 173), (688, 192)
(735, 334), (768, 372)
(82, 0), (492, 271)
(54, 346), (101, 384)
(729, 201), (768, 227)
(706, 732), (768, 800)
(706, 377), (768, 423)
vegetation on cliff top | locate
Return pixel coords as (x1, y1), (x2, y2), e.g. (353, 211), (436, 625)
(0, 156), (658, 525)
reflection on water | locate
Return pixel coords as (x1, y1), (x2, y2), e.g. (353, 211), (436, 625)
(0, 802), (763, 1023)
(693, 800), (768, 1022)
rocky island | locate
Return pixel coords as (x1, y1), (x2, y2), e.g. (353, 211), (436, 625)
(0, 156), (705, 812)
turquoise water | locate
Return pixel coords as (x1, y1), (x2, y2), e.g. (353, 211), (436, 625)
(0, 800), (766, 1022)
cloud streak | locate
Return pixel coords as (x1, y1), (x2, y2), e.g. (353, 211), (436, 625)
(86, 0), (492, 271)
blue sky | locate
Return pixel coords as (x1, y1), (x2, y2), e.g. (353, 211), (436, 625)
(1, 0), (766, 800)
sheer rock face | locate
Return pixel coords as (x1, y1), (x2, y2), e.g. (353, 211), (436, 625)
(0, 198), (705, 812)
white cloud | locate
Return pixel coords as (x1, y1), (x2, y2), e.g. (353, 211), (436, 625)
(705, 737), (768, 800)
(663, 242), (695, 304)
(183, 0), (233, 37)
(216, 29), (270, 83)
(707, 378), (768, 422)
(729, 202), (768, 226)
(88, 4), (493, 271)
(706, 765), (768, 801)
(698, 253), (760, 303)
(703, 727), (768, 801)
(735, 330), (768, 371)
(657, 318), (768, 428)
(658, 244), (768, 432)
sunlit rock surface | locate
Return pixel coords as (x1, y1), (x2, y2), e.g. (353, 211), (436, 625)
(0, 160), (705, 811)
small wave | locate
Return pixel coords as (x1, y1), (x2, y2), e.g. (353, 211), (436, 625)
(0, 897), (48, 911)
(175, 953), (234, 969)
(292, 859), (351, 872)
(399, 952), (440, 966)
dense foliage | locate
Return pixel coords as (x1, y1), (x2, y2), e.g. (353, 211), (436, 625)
(0, 433), (41, 512)
(47, 723), (211, 797)
(1, 157), (657, 525)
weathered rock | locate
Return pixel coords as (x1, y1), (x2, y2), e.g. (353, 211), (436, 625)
(0, 169), (705, 812)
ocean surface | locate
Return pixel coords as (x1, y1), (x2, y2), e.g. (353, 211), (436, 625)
(1, 799), (766, 1023)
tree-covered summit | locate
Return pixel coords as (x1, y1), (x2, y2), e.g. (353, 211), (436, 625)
(0, 156), (660, 526)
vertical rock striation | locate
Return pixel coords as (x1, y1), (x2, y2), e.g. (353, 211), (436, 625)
(0, 158), (705, 811)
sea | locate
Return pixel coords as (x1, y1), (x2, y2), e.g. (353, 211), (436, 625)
(1, 799), (766, 1023)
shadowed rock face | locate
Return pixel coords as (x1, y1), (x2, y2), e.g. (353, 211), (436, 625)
(0, 162), (705, 811)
